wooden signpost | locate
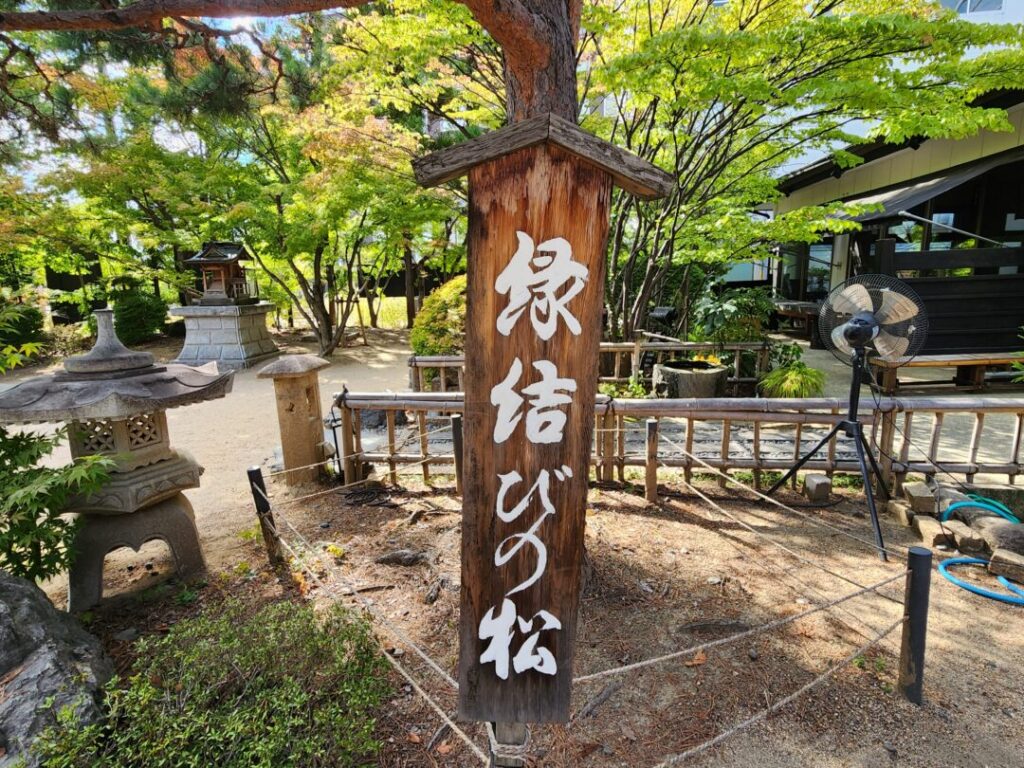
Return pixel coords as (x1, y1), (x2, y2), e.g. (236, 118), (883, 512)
(414, 114), (673, 724)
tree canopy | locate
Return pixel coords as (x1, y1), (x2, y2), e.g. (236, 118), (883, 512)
(1, 0), (1023, 346)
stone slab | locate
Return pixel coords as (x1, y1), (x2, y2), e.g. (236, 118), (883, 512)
(988, 548), (1024, 584)
(903, 481), (935, 515)
(886, 500), (915, 527)
(913, 515), (953, 547)
(942, 519), (986, 554)
(972, 517), (1024, 556)
(802, 474), (831, 503)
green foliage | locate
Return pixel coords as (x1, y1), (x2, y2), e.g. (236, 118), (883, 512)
(599, 376), (648, 399)
(770, 342), (805, 371)
(0, 303), (112, 581)
(112, 291), (168, 346)
(410, 275), (467, 356)
(0, 298), (43, 348)
(0, 426), (113, 582)
(32, 600), (390, 768)
(759, 362), (826, 399)
(693, 287), (774, 344)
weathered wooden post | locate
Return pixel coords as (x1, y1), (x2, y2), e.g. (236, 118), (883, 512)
(645, 418), (659, 503)
(899, 546), (932, 704)
(451, 413), (465, 495)
(413, 114), (673, 727)
(257, 354), (330, 486)
(247, 466), (284, 567)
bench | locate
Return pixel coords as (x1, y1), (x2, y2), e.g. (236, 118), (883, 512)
(870, 352), (1024, 395)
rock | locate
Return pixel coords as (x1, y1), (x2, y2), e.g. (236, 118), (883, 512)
(913, 516), (952, 547)
(902, 482), (935, 515)
(0, 571), (113, 767)
(802, 474), (831, 503)
(113, 627), (139, 643)
(941, 520), (986, 553)
(988, 549), (1024, 584)
(359, 409), (410, 430)
(748, 647), (759, 661)
(375, 549), (427, 567)
(886, 500), (915, 527)
(933, 483), (971, 513)
(972, 518), (1024, 556)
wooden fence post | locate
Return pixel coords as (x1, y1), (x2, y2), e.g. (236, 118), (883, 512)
(645, 418), (659, 502)
(247, 466), (284, 567)
(451, 413), (464, 494)
(339, 397), (357, 485)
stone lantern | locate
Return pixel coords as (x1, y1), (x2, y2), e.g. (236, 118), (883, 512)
(0, 310), (234, 611)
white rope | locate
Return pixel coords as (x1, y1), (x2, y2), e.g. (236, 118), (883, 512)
(672, 471), (904, 604)
(650, 616), (904, 767)
(263, 454), (444, 507)
(252, 485), (460, 691)
(265, 456), (338, 478)
(659, 430), (909, 559)
(574, 571), (904, 683)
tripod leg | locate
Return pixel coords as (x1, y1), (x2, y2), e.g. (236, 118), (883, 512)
(854, 435), (888, 562)
(768, 424), (842, 495)
(858, 430), (891, 501)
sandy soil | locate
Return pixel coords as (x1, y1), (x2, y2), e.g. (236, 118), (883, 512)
(4, 328), (413, 606)
(264, 474), (1023, 768)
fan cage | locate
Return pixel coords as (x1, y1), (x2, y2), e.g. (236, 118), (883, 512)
(818, 274), (929, 367)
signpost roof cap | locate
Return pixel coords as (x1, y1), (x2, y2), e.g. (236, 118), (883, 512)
(412, 113), (675, 200)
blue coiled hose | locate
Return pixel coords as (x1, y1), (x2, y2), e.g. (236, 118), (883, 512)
(938, 557), (1024, 606)
(941, 497), (1020, 525)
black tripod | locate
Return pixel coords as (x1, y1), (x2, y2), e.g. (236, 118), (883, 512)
(767, 347), (890, 561)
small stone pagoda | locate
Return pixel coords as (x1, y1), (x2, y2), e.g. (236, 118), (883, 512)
(0, 310), (234, 611)
(171, 241), (279, 370)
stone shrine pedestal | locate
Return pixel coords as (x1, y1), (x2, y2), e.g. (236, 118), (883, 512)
(171, 302), (279, 370)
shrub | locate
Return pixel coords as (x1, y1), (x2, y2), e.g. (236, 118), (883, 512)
(759, 362), (826, 398)
(32, 600), (390, 768)
(410, 275), (466, 356)
(112, 292), (168, 346)
(0, 301), (43, 348)
(46, 322), (92, 358)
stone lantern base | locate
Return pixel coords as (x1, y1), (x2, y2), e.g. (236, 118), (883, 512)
(171, 302), (279, 370)
(68, 494), (205, 612)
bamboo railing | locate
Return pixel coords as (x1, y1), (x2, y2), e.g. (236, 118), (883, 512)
(408, 335), (772, 392)
(332, 392), (1024, 494)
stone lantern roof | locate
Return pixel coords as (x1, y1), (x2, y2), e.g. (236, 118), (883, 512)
(0, 309), (234, 424)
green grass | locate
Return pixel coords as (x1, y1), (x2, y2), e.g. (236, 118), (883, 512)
(355, 296), (407, 330)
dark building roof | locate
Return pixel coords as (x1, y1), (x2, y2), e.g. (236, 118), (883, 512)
(777, 89), (1024, 196)
(184, 241), (254, 266)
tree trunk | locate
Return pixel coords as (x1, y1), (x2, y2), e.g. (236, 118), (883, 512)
(403, 239), (416, 328)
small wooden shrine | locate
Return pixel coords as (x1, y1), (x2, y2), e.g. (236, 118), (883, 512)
(184, 241), (259, 306)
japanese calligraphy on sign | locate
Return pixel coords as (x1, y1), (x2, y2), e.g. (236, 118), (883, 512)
(478, 235), (587, 679)
(422, 119), (673, 725)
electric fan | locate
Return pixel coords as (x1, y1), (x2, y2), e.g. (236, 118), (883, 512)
(768, 275), (928, 561)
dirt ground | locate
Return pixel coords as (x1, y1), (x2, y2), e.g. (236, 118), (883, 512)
(6, 329), (1023, 766)
(236, 467), (1022, 768)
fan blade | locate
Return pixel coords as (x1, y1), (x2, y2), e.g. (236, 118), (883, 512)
(873, 329), (910, 360)
(831, 283), (872, 316)
(831, 324), (854, 356)
(876, 290), (918, 325)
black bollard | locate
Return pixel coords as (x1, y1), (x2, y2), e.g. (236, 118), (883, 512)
(898, 546), (932, 704)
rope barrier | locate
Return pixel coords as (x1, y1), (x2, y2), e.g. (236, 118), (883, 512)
(264, 524), (488, 765)
(650, 616), (905, 767)
(263, 454), (447, 507)
(251, 484), (460, 691)
(574, 571), (904, 683)
(658, 430), (909, 560)
(669, 469), (904, 604)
